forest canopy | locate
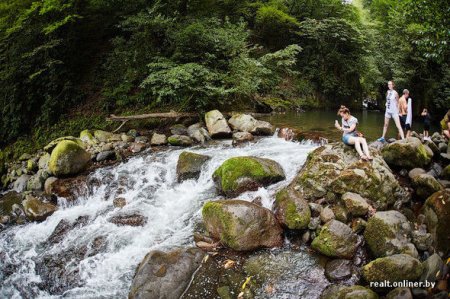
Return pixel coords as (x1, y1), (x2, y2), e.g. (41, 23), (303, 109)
(0, 0), (449, 145)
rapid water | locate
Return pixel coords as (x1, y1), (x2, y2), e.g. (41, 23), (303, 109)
(0, 137), (316, 298)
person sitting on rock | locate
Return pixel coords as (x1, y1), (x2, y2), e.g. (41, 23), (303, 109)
(441, 109), (450, 140)
(335, 105), (373, 161)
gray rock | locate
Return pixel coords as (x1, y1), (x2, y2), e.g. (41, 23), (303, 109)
(27, 170), (49, 191)
(408, 168), (426, 180)
(96, 150), (116, 162)
(438, 142), (447, 153)
(204, 110), (231, 138)
(38, 153), (51, 170)
(187, 123), (211, 144)
(129, 248), (205, 299)
(13, 174), (31, 192)
(170, 124), (188, 135)
(386, 287), (413, 299)
(411, 229), (432, 251)
(176, 152), (210, 182)
(362, 254), (423, 283)
(135, 136), (149, 143)
(320, 206), (335, 223)
(129, 143), (146, 153)
(232, 132), (254, 146)
(420, 253), (444, 283)
(342, 192), (369, 216)
(382, 137), (433, 169)
(411, 174), (443, 199)
(364, 211), (417, 258)
(308, 217), (320, 230)
(325, 259), (353, 281)
(108, 214), (147, 226)
(228, 113), (258, 132)
(150, 133), (167, 146)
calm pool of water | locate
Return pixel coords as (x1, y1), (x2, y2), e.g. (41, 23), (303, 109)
(261, 110), (439, 142)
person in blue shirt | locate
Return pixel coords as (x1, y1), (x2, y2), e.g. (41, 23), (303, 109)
(335, 105), (373, 161)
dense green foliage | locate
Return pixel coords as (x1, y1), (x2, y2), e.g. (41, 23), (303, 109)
(0, 0), (448, 149)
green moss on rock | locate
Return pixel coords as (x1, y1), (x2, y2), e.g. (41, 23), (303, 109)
(176, 151), (210, 182)
(273, 188), (310, 229)
(213, 156), (285, 197)
(48, 140), (91, 177)
(381, 137), (432, 169)
(423, 190), (450, 253)
(362, 254), (423, 283)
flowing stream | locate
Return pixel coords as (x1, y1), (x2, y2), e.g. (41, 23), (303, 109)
(0, 137), (317, 298)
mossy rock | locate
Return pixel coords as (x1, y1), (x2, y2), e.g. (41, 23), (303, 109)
(176, 151), (211, 182)
(202, 199), (283, 251)
(48, 140), (91, 177)
(44, 136), (84, 153)
(411, 174), (443, 199)
(27, 159), (38, 172)
(167, 135), (193, 146)
(213, 156), (285, 197)
(311, 219), (358, 259)
(22, 195), (57, 221)
(381, 137), (433, 169)
(362, 254), (423, 283)
(0, 191), (23, 216)
(79, 129), (97, 145)
(364, 211), (416, 258)
(273, 188), (311, 229)
(321, 285), (379, 299)
(442, 165), (450, 180)
(423, 190), (450, 253)
(341, 192), (369, 216)
(93, 130), (114, 142)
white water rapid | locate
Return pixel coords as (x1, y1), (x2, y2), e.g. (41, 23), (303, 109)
(0, 136), (317, 298)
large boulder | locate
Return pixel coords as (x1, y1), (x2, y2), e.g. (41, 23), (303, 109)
(228, 113), (274, 135)
(423, 190), (450, 253)
(22, 195), (57, 221)
(202, 199), (283, 251)
(292, 143), (405, 209)
(129, 248), (205, 299)
(48, 140), (91, 177)
(362, 254), (423, 283)
(213, 156), (285, 197)
(411, 174), (443, 199)
(176, 151), (210, 182)
(273, 188), (311, 230)
(204, 110), (231, 138)
(44, 136), (84, 153)
(381, 137), (433, 169)
(364, 211), (417, 258)
(311, 220), (359, 259)
(341, 192), (369, 216)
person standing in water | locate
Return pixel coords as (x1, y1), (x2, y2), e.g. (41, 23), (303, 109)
(335, 105), (373, 161)
(398, 89), (413, 138)
(377, 80), (405, 142)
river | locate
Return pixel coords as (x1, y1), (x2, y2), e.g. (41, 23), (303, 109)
(0, 137), (320, 298)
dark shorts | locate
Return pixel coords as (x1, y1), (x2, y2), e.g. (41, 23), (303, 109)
(424, 122), (430, 131)
(400, 115), (411, 131)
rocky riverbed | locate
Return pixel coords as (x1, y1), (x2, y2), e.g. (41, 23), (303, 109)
(1, 110), (449, 298)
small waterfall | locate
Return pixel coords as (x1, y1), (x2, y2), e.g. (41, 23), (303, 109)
(0, 137), (316, 298)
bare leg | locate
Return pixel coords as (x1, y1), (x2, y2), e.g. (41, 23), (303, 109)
(382, 117), (390, 138)
(393, 115), (405, 139)
(360, 137), (372, 159)
(445, 130), (450, 139)
(406, 130), (411, 138)
(352, 137), (365, 158)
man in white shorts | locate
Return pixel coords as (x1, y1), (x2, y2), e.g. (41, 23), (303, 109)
(377, 80), (405, 142)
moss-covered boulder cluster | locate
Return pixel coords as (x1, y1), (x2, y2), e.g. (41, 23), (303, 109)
(381, 137), (433, 169)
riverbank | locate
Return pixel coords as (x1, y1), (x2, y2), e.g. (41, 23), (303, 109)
(1, 110), (449, 298)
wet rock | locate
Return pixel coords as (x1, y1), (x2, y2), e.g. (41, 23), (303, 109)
(386, 287), (413, 299)
(167, 135), (193, 146)
(438, 142), (447, 153)
(252, 120), (274, 136)
(48, 216), (89, 244)
(382, 137), (433, 169)
(49, 140), (90, 177)
(202, 199), (283, 251)
(408, 168), (426, 179)
(50, 176), (88, 200)
(325, 259), (353, 281)
(364, 211), (417, 258)
(320, 206), (335, 223)
(187, 123), (211, 144)
(150, 133), (167, 145)
(170, 124), (188, 135)
(0, 191), (23, 216)
(108, 214), (147, 226)
(342, 192), (369, 216)
(292, 142), (405, 209)
(22, 195), (57, 221)
(412, 174), (443, 199)
(129, 142), (146, 153)
(176, 151), (210, 182)
(362, 254), (423, 283)
(420, 253), (444, 283)
(423, 190), (450, 253)
(273, 188), (311, 230)
(311, 219), (359, 259)
(13, 174), (31, 192)
(213, 156), (285, 197)
(232, 132), (254, 146)
(321, 285), (378, 299)
(205, 110), (232, 138)
(113, 197), (126, 208)
(129, 247), (205, 299)
(96, 150), (116, 162)
(278, 127), (295, 141)
(44, 177), (58, 194)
